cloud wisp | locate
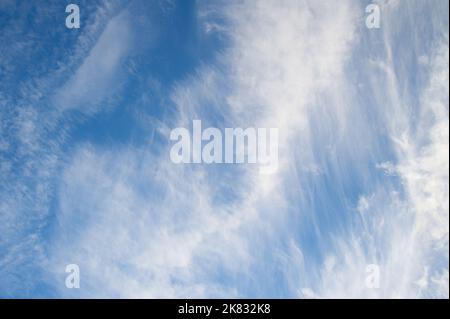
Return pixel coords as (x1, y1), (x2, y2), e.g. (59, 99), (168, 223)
(0, 0), (448, 298)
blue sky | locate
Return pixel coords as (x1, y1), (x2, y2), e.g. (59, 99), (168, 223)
(0, 0), (448, 298)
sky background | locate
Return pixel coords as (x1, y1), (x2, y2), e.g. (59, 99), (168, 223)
(0, 0), (448, 298)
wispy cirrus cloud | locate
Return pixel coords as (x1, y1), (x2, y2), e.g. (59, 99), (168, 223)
(0, 0), (131, 296)
(0, 0), (448, 298)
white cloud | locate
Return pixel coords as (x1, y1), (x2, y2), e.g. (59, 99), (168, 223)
(53, 10), (131, 113)
(295, 2), (449, 298)
(0, 1), (132, 296)
(2, 0), (445, 298)
(48, 0), (363, 297)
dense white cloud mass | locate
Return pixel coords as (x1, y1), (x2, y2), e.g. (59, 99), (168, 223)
(0, 0), (448, 298)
